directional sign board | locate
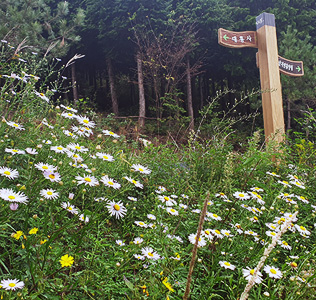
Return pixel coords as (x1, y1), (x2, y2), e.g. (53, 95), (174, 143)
(278, 56), (304, 76)
(218, 28), (258, 48)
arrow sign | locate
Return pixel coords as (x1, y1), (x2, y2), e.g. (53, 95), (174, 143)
(218, 28), (258, 48)
(278, 56), (304, 76)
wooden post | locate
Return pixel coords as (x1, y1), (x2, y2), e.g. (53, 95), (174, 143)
(256, 13), (284, 143)
(218, 13), (304, 145)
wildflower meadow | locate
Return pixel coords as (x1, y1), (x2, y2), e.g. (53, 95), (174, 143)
(1, 40), (316, 300)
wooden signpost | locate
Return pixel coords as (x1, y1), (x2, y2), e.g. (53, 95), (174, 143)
(218, 12), (304, 143)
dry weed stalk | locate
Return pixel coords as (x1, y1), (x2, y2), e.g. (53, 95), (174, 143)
(240, 211), (298, 300)
(183, 193), (209, 300)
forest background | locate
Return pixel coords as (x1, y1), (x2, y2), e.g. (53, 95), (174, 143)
(1, 0), (316, 140)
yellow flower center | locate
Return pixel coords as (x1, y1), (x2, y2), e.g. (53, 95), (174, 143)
(103, 156), (108, 160)
(250, 269), (255, 275)
(114, 204), (120, 211)
(47, 191), (53, 195)
(282, 241), (288, 246)
(215, 230), (221, 235)
(57, 147), (63, 150)
(139, 222), (144, 225)
(42, 166), (48, 170)
(249, 231), (254, 234)
(8, 195), (15, 200)
(270, 269), (277, 274)
(109, 131), (114, 135)
(170, 209), (175, 213)
(69, 133), (73, 136)
(68, 207), (73, 211)
(12, 150), (18, 152)
(271, 232), (276, 236)
(164, 196), (170, 201)
(213, 214), (218, 218)
(148, 252), (154, 257)
(239, 193), (244, 197)
(139, 168), (144, 172)
(40, 93), (44, 96)
(68, 113), (73, 116)
(132, 180), (137, 184)
(85, 178), (91, 182)
(108, 181), (114, 185)
(205, 230), (210, 235)
(75, 146), (81, 150)
(83, 119), (89, 124)
(49, 174), (55, 179)
(9, 283), (16, 287)
(13, 123), (18, 127)
(300, 226), (306, 231)
(224, 262), (230, 266)
(224, 232), (229, 236)
(220, 192), (225, 196)
(4, 171), (11, 175)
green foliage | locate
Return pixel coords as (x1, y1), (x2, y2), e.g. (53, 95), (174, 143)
(1, 55), (316, 300)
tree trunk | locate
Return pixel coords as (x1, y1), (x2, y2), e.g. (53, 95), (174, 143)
(106, 57), (119, 116)
(137, 51), (146, 128)
(199, 75), (204, 110)
(71, 62), (78, 106)
(186, 57), (194, 130)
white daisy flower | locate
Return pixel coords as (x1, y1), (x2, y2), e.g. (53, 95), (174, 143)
(147, 214), (156, 220)
(250, 187), (264, 192)
(123, 176), (143, 188)
(244, 230), (258, 236)
(76, 115), (96, 128)
(127, 196), (137, 202)
(134, 221), (148, 228)
(296, 195), (309, 204)
(188, 233), (207, 247)
(101, 175), (121, 189)
(50, 145), (67, 153)
(67, 152), (83, 163)
(278, 180), (291, 188)
(6, 121), (25, 130)
(294, 224), (311, 236)
(134, 254), (145, 260)
(106, 200), (127, 219)
(278, 240), (291, 250)
(179, 203), (188, 209)
(131, 164), (151, 174)
(40, 189), (59, 200)
(61, 202), (79, 214)
(5, 148), (25, 155)
(0, 278), (24, 290)
(141, 247), (160, 260)
(25, 148), (38, 155)
(211, 229), (224, 239)
(207, 212), (222, 221)
(231, 223), (243, 234)
(219, 261), (236, 270)
(79, 214), (89, 223)
(266, 231), (278, 238)
(61, 104), (78, 113)
(265, 223), (280, 232)
(201, 229), (214, 241)
(233, 192), (250, 200)
(61, 111), (77, 119)
(215, 192), (228, 199)
(35, 162), (57, 172)
(266, 171), (280, 177)
(242, 267), (263, 284)
(264, 265), (282, 279)
(116, 240), (125, 246)
(166, 207), (179, 215)
(221, 229), (233, 237)
(75, 174), (99, 186)
(133, 237), (144, 244)
(0, 167), (19, 180)
(290, 180), (305, 189)
(103, 129), (120, 138)
(96, 152), (114, 162)
(43, 170), (61, 182)
(63, 130), (78, 139)
(35, 91), (49, 102)
(157, 195), (176, 206)
(0, 188), (28, 204)
(67, 143), (89, 153)
(155, 186), (167, 193)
